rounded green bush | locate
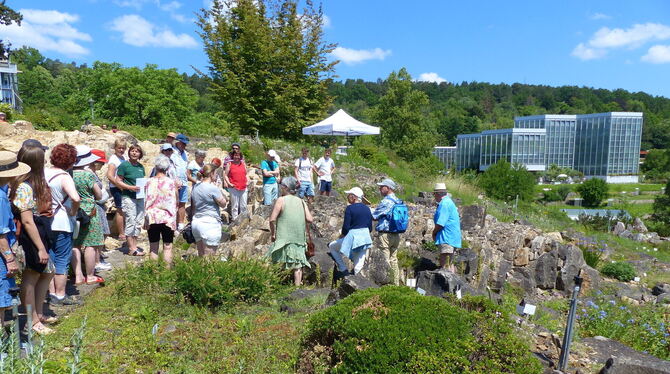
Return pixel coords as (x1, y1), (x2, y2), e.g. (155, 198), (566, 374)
(299, 286), (541, 374)
(600, 262), (637, 282)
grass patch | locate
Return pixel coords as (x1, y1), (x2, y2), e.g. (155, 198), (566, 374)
(42, 259), (321, 373)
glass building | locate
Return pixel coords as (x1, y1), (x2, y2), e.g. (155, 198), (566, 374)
(447, 112), (643, 183)
(0, 60), (20, 111)
(456, 134), (480, 171)
(515, 115), (577, 169)
(573, 112), (643, 183)
(479, 128), (546, 171)
(432, 146), (456, 170)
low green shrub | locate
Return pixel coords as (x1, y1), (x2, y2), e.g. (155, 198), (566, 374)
(600, 262), (636, 282)
(578, 295), (670, 359)
(174, 257), (283, 309)
(300, 287), (541, 374)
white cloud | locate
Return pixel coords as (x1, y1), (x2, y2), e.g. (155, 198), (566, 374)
(322, 15), (331, 28)
(572, 22), (670, 61)
(0, 8), (91, 56)
(589, 23), (670, 49)
(109, 14), (198, 48)
(330, 47), (391, 65)
(641, 45), (670, 63)
(590, 13), (611, 20)
(416, 72), (446, 84)
(571, 43), (607, 60)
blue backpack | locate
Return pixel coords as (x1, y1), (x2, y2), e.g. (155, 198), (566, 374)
(387, 197), (409, 233)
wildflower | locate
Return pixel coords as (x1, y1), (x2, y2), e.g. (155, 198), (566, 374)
(599, 310), (607, 319)
(609, 300), (616, 305)
(628, 319), (635, 324)
(614, 321), (623, 327)
(619, 306), (627, 310)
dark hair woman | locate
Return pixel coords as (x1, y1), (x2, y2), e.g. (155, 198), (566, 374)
(10, 145), (55, 335)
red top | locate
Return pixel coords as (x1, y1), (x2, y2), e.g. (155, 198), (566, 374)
(228, 162), (247, 191)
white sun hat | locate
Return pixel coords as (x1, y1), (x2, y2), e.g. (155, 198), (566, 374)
(74, 145), (101, 167)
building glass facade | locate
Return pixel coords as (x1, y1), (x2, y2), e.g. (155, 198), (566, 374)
(479, 129), (546, 171)
(456, 134), (480, 171)
(433, 146), (456, 170)
(514, 115), (576, 169)
(447, 112), (643, 183)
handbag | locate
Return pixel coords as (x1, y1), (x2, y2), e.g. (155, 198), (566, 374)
(303, 201), (315, 258)
(182, 223), (196, 244)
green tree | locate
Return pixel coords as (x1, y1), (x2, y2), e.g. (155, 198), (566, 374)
(479, 160), (536, 202)
(197, 0), (336, 138)
(367, 68), (436, 161)
(576, 178), (609, 207)
(0, 2), (21, 56)
(641, 149), (670, 181)
(19, 65), (62, 106)
(652, 180), (670, 228)
(87, 63), (198, 128)
(9, 46), (44, 70)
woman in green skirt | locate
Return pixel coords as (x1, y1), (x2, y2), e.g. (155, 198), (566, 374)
(269, 177), (313, 286)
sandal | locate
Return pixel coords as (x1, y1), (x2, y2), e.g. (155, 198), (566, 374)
(74, 279), (86, 286)
(40, 315), (59, 324)
(128, 249), (145, 256)
(32, 323), (54, 336)
(86, 276), (105, 285)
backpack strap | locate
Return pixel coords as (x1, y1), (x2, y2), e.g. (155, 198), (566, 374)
(48, 172), (70, 212)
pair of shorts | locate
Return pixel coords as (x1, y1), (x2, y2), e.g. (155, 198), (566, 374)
(298, 181), (315, 198)
(110, 187), (123, 209)
(178, 186), (188, 203)
(20, 214), (52, 273)
(319, 180), (332, 192)
(438, 244), (455, 254)
(121, 196), (145, 237)
(147, 223), (174, 244)
(0, 257), (17, 308)
(49, 231), (73, 275)
(192, 216), (222, 247)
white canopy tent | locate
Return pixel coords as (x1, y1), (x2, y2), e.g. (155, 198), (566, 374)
(302, 109), (380, 136)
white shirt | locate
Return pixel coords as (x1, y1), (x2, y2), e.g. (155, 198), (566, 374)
(45, 168), (75, 233)
(294, 157), (313, 183)
(314, 157), (335, 182)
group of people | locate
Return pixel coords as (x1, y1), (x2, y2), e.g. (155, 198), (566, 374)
(0, 130), (463, 336)
(268, 175), (463, 287)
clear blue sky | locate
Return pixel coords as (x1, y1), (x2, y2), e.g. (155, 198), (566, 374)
(2, 0), (670, 97)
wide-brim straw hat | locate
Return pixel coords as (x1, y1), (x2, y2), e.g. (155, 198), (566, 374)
(0, 151), (31, 178)
(74, 145), (101, 167)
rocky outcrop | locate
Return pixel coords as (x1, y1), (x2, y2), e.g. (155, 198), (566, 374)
(415, 269), (478, 298)
(581, 336), (670, 374)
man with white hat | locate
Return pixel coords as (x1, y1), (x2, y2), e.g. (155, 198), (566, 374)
(151, 143), (180, 184)
(328, 187), (373, 279)
(371, 178), (407, 285)
(261, 150), (281, 205)
(432, 182), (461, 272)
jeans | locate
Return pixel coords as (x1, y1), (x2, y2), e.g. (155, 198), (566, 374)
(263, 183), (278, 205)
(298, 181), (315, 198)
(49, 231), (73, 275)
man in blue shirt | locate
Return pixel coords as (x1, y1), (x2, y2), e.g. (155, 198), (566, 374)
(171, 133), (190, 231)
(261, 150), (281, 205)
(432, 183), (462, 272)
(372, 178), (402, 285)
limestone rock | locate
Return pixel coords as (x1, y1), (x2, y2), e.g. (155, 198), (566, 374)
(325, 274), (378, 306)
(459, 205), (486, 231)
(513, 247), (530, 266)
(632, 217), (648, 233)
(581, 336), (670, 374)
(556, 244), (586, 293)
(535, 251), (558, 289)
(358, 247), (392, 286)
(415, 269), (477, 298)
(652, 283), (670, 296)
(13, 120), (33, 131)
(544, 231), (563, 243)
(613, 221), (626, 236)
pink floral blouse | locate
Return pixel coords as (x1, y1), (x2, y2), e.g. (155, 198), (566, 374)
(144, 176), (177, 230)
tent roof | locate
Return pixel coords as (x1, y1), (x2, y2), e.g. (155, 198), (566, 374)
(302, 109), (380, 136)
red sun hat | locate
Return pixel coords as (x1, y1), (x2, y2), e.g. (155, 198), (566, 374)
(91, 149), (108, 163)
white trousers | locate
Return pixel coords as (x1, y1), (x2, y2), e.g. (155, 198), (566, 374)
(228, 188), (248, 221)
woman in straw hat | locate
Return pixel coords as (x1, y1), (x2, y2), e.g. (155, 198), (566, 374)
(9, 145), (56, 335)
(0, 151), (30, 330)
(71, 145), (105, 286)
